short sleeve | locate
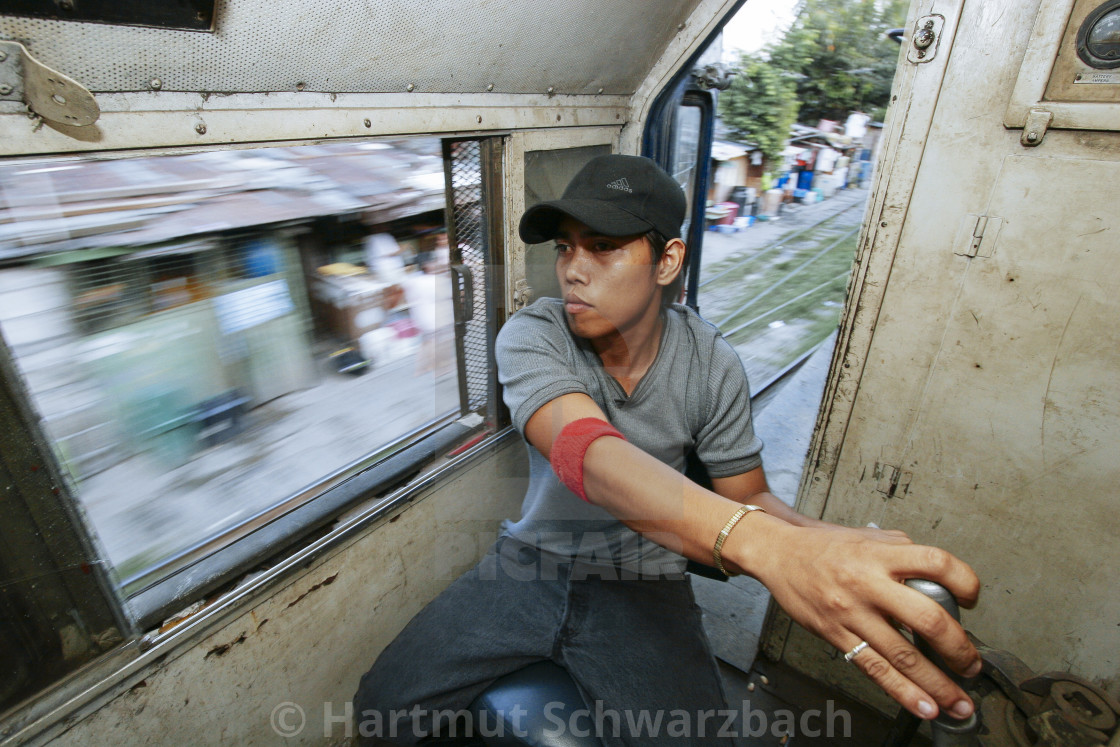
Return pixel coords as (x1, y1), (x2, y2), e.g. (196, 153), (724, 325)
(495, 304), (590, 434)
(692, 337), (764, 477)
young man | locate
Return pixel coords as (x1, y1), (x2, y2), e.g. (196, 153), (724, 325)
(354, 155), (981, 745)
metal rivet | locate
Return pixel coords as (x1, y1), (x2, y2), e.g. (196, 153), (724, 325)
(486, 83), (494, 92)
(546, 86), (555, 95)
(195, 123), (207, 135)
(149, 78), (162, 91)
(363, 118), (371, 128)
(677, 23), (685, 30)
(597, 87), (604, 94)
(295, 82), (306, 91)
(406, 83), (415, 92)
(0, 85), (11, 96)
(0, 51), (8, 62)
(880, 221), (888, 227)
(476, 115), (482, 123)
(1026, 131), (1038, 142)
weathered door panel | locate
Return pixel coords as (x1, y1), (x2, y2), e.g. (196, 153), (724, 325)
(769, 0), (1120, 709)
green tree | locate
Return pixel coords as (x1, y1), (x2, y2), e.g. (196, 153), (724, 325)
(767, 0), (908, 124)
(718, 54), (800, 167)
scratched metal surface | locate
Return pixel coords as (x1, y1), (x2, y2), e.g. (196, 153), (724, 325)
(784, 0), (1120, 704)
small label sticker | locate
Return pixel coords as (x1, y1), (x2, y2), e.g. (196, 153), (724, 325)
(1074, 72), (1120, 84)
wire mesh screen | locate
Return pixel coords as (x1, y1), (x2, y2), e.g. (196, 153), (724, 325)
(444, 140), (494, 418)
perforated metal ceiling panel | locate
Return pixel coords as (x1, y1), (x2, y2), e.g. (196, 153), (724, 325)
(0, 0), (702, 95)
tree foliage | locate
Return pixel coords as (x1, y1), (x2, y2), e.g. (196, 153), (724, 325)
(718, 54), (800, 166)
(719, 0), (909, 146)
(767, 0), (909, 124)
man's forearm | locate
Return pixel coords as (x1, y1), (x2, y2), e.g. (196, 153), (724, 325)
(578, 425), (982, 723)
(580, 434), (781, 569)
(746, 492), (829, 529)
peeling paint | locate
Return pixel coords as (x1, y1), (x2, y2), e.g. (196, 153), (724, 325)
(204, 632), (247, 660)
(285, 573), (338, 609)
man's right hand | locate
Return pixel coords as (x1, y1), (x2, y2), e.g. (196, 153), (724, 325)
(729, 517), (982, 721)
(526, 392), (983, 722)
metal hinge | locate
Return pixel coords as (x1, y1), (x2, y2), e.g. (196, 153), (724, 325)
(873, 462), (912, 499)
(691, 62), (735, 91)
(0, 41), (100, 127)
(954, 214), (1004, 258)
(1020, 108), (1052, 147)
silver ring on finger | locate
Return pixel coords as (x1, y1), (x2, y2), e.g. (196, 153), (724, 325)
(844, 640), (870, 663)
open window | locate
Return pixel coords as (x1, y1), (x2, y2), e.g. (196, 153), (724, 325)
(645, 1), (897, 399)
(0, 135), (505, 704)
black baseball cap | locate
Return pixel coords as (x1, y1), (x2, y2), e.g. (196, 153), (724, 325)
(519, 154), (687, 244)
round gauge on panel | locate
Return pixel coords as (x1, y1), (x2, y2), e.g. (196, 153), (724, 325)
(1077, 0), (1120, 69)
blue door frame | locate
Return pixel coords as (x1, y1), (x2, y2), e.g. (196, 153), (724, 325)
(642, 0), (744, 311)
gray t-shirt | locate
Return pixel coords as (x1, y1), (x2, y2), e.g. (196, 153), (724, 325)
(495, 298), (763, 575)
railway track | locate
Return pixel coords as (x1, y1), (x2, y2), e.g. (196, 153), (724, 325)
(697, 194), (869, 387)
(699, 201), (865, 289)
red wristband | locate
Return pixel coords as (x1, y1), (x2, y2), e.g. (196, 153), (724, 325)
(549, 417), (627, 501)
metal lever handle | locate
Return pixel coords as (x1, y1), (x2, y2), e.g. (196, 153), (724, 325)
(450, 263), (474, 323)
(904, 579), (980, 747)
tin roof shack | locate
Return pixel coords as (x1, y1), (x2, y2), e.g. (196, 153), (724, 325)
(709, 139), (766, 203)
(782, 121), (872, 199)
(0, 141), (445, 481)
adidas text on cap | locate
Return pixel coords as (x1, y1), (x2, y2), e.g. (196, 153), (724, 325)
(519, 154), (687, 244)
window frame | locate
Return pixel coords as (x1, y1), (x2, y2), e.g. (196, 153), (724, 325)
(0, 132), (507, 714)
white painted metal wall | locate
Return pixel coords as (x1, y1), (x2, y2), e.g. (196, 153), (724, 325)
(766, 0), (1120, 711)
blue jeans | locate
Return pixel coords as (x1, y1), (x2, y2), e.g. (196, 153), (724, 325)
(353, 535), (738, 746)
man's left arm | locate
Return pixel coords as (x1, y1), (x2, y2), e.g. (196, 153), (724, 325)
(710, 467), (827, 528)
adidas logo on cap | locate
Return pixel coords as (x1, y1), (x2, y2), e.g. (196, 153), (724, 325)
(605, 177), (632, 193)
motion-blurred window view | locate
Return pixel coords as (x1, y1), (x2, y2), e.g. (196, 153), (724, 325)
(0, 138), (460, 591)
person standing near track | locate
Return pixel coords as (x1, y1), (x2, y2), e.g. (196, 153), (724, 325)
(353, 154), (981, 746)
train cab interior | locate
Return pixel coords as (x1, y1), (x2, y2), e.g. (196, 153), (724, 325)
(1, 0), (1118, 745)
